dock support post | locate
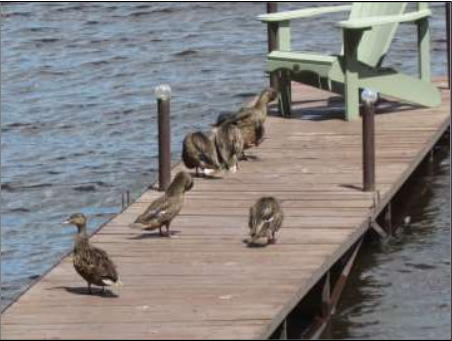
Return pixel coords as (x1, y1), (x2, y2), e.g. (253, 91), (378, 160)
(329, 239), (363, 315)
(280, 319), (288, 339)
(370, 219), (389, 239)
(384, 203), (393, 235)
(361, 89), (378, 192)
(155, 84), (172, 192)
(303, 239), (363, 339)
(267, 2), (278, 90)
(321, 272), (331, 318)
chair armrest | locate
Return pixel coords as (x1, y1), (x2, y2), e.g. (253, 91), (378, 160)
(257, 5), (351, 23)
(337, 9), (431, 30)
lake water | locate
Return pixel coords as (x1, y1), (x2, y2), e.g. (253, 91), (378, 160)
(1, 2), (449, 338)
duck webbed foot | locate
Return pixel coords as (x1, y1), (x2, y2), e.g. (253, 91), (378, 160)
(239, 152), (249, 161)
(240, 152), (259, 161)
(161, 223), (171, 237)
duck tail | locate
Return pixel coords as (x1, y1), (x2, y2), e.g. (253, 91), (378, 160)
(102, 278), (124, 287)
(129, 220), (160, 230)
(129, 222), (145, 229)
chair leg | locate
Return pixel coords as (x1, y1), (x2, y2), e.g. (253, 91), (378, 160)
(344, 72), (359, 121)
(278, 71), (292, 117)
(417, 17), (431, 82)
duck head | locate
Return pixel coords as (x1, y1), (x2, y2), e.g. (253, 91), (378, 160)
(261, 87), (277, 103)
(63, 212), (87, 234)
(166, 171), (194, 196)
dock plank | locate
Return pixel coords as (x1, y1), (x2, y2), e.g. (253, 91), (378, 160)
(1, 79), (449, 339)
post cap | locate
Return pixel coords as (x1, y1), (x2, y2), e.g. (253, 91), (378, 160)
(361, 88), (378, 105)
(154, 84), (172, 100)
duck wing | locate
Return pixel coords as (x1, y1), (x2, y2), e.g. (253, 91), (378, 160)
(194, 133), (220, 169)
(234, 110), (255, 126)
(88, 246), (119, 284)
(135, 195), (167, 223)
(221, 108), (255, 127)
(137, 195), (183, 225)
(214, 112), (234, 126)
(185, 132), (220, 169)
(270, 208), (284, 234)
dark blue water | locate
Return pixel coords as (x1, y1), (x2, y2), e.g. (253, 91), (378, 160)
(1, 2), (449, 338)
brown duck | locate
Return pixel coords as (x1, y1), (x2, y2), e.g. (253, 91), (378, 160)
(130, 171), (193, 236)
(63, 213), (122, 294)
(182, 131), (221, 176)
(213, 122), (244, 173)
(214, 87), (276, 150)
(246, 196), (284, 246)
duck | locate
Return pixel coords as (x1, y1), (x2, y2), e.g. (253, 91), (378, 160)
(215, 87), (277, 126)
(182, 131), (221, 177)
(214, 87), (276, 152)
(213, 121), (244, 173)
(63, 213), (122, 294)
(246, 196), (283, 246)
(130, 171), (193, 236)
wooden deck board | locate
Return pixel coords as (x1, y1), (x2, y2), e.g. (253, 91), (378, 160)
(1, 79), (449, 340)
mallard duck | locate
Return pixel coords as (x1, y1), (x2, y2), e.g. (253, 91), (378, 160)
(213, 122), (244, 173)
(246, 196), (283, 246)
(130, 171), (193, 236)
(214, 87), (276, 151)
(182, 131), (221, 176)
(63, 213), (122, 294)
(215, 88), (277, 126)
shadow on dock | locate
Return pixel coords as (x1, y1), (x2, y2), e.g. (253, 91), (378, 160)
(47, 286), (118, 298)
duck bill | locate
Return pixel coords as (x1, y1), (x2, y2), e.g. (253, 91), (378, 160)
(62, 220), (71, 225)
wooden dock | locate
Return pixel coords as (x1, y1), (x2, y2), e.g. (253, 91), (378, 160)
(1, 79), (449, 340)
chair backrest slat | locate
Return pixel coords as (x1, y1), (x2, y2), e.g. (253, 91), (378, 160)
(348, 2), (408, 67)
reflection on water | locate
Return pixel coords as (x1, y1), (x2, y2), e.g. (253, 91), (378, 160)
(324, 147), (450, 340)
(0, 2), (449, 337)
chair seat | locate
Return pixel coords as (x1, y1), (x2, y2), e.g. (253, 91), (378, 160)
(268, 51), (337, 65)
(267, 51), (337, 79)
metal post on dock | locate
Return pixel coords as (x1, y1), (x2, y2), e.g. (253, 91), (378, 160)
(155, 84), (172, 191)
(361, 88), (378, 192)
(267, 2), (278, 90)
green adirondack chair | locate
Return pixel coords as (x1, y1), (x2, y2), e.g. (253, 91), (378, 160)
(258, 2), (441, 120)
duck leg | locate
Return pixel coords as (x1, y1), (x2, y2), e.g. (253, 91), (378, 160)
(88, 283), (92, 295)
(239, 151), (248, 161)
(266, 229), (275, 245)
(268, 230), (277, 244)
(159, 225), (163, 236)
(165, 222), (171, 237)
